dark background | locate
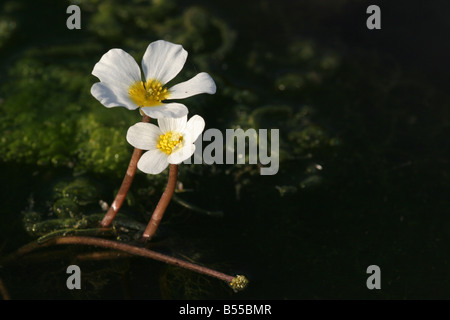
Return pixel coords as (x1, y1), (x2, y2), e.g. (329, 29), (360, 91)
(1, 0), (449, 299)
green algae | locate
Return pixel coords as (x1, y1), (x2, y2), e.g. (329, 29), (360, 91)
(0, 0), (334, 187)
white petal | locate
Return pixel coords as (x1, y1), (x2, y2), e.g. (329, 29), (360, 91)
(138, 149), (169, 175)
(126, 122), (162, 150)
(167, 144), (195, 164)
(168, 72), (216, 100)
(140, 102), (188, 119)
(141, 40), (187, 85)
(92, 48), (141, 86)
(157, 116), (187, 134)
(184, 115), (205, 144)
(91, 82), (138, 110)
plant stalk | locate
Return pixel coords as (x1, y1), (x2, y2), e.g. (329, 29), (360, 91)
(142, 164), (178, 240)
(3, 236), (244, 289)
(101, 115), (150, 227)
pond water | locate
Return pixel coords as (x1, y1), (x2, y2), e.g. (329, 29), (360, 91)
(0, 0), (450, 299)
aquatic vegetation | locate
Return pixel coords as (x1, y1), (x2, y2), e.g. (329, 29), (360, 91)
(0, 0), (343, 299)
(91, 40), (216, 118)
(127, 115), (205, 175)
(92, 40), (216, 241)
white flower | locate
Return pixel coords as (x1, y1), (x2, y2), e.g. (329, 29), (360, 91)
(126, 115), (205, 174)
(91, 40), (216, 118)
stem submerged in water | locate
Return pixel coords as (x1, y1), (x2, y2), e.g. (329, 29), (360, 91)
(2, 236), (247, 292)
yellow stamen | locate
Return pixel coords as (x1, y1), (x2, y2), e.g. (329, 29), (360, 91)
(229, 275), (249, 292)
(157, 131), (183, 155)
(129, 79), (169, 107)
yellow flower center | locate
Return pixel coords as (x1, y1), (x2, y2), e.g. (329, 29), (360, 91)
(129, 79), (169, 107)
(157, 131), (183, 155)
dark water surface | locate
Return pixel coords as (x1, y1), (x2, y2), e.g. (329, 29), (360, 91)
(0, 0), (449, 299)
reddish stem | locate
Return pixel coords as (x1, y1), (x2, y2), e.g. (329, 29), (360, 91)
(4, 236), (236, 285)
(142, 164), (178, 240)
(0, 278), (10, 300)
(101, 115), (150, 227)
